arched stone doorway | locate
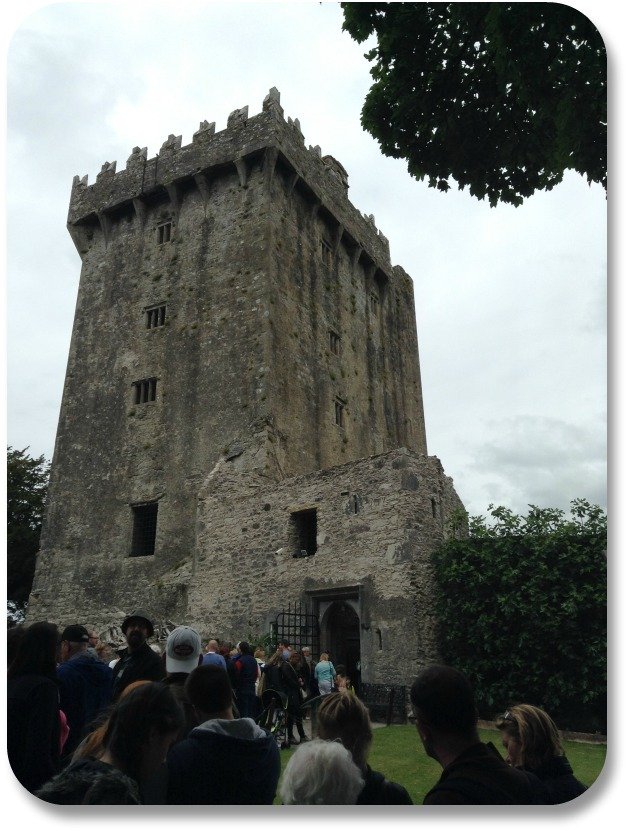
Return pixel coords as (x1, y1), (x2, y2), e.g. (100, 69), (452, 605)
(322, 600), (361, 690)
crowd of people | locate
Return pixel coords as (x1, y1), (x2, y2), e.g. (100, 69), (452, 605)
(7, 609), (588, 805)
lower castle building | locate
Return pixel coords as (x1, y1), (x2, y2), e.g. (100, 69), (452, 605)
(28, 90), (464, 696)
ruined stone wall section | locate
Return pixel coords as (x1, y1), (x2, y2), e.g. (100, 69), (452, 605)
(186, 448), (464, 685)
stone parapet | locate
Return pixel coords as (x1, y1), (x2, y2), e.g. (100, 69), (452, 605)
(68, 88), (392, 274)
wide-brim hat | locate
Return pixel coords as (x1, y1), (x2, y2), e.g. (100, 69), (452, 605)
(121, 609), (154, 637)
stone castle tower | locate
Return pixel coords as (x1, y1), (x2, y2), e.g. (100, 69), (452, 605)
(29, 89), (464, 691)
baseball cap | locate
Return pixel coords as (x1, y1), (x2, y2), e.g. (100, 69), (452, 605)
(166, 626), (202, 674)
(61, 624), (90, 643)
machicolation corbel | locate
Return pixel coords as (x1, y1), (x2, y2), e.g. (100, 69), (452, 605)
(234, 157), (248, 188)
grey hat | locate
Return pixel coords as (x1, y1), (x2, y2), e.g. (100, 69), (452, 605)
(121, 609), (154, 637)
(166, 626), (202, 674)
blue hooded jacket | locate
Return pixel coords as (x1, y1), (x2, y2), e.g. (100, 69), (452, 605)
(166, 717), (280, 804)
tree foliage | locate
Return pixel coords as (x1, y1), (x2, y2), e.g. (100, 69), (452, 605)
(433, 500), (606, 732)
(7, 447), (50, 617)
(342, 3), (606, 206)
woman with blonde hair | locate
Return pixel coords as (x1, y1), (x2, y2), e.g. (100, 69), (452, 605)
(314, 652), (336, 696)
(317, 691), (412, 804)
(495, 704), (586, 804)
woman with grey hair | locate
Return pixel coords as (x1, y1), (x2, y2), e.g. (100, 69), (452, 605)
(279, 738), (364, 804)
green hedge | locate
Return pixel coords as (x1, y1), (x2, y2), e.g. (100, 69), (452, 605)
(432, 500), (606, 733)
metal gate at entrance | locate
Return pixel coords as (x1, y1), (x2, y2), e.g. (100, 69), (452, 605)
(272, 601), (320, 656)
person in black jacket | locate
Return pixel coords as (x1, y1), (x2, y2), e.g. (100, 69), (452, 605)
(495, 705), (587, 804)
(8, 621), (62, 793)
(317, 690), (412, 804)
(166, 664), (281, 804)
(283, 652), (309, 746)
(229, 641), (260, 719)
(411, 665), (550, 804)
(111, 610), (164, 701)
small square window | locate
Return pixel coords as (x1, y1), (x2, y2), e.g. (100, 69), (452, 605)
(157, 222), (172, 244)
(132, 377), (157, 404)
(329, 329), (341, 355)
(131, 502), (158, 557)
(146, 305), (167, 329)
(291, 509), (317, 557)
(334, 398), (345, 428)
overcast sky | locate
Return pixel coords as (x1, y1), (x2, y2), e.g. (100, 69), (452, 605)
(6, 1), (608, 521)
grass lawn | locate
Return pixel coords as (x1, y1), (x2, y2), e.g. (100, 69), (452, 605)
(275, 726), (606, 805)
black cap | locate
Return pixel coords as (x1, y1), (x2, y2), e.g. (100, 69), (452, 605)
(121, 609), (154, 637)
(61, 624), (90, 643)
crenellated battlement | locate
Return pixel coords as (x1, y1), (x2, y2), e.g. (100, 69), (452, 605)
(68, 88), (392, 272)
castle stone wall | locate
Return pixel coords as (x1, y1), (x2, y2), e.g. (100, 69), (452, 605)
(29, 91), (463, 673)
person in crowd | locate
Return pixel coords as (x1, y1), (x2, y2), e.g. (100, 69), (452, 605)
(166, 664), (281, 804)
(86, 629), (103, 661)
(57, 624), (113, 757)
(279, 738), (364, 804)
(283, 651), (309, 746)
(293, 650), (311, 697)
(37, 681), (184, 804)
(254, 646), (266, 684)
(301, 646), (320, 731)
(202, 638), (227, 669)
(8, 621), (62, 793)
(495, 705), (586, 803)
(253, 646), (266, 716)
(262, 648), (287, 693)
(111, 610), (164, 701)
(317, 691), (413, 804)
(163, 626), (203, 742)
(228, 640), (260, 719)
(314, 651), (336, 696)
(72, 680), (151, 762)
(7, 624), (26, 667)
(335, 672), (354, 693)
(410, 665), (550, 804)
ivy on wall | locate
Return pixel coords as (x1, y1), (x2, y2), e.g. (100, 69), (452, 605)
(433, 500), (607, 732)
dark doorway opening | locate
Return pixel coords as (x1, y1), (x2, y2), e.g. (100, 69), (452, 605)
(325, 600), (361, 692)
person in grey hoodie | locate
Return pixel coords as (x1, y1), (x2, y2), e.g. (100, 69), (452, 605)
(166, 664), (280, 804)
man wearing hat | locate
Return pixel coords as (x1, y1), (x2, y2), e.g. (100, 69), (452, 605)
(111, 610), (165, 701)
(57, 624), (114, 757)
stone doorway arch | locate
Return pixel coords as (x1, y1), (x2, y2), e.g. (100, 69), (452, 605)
(321, 599), (361, 690)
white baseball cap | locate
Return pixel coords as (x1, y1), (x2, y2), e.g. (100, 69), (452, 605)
(166, 626), (202, 674)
